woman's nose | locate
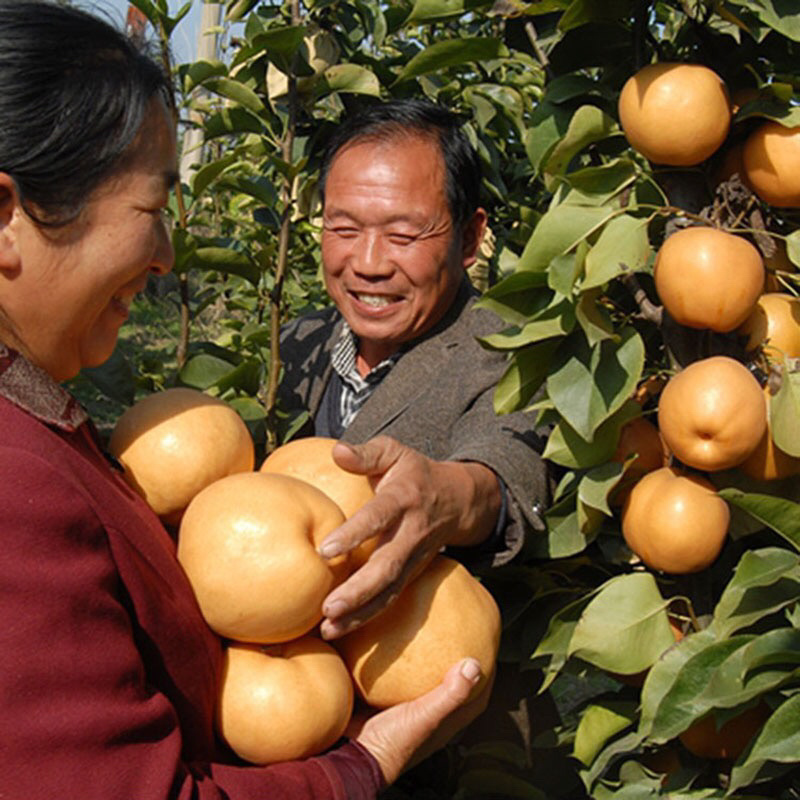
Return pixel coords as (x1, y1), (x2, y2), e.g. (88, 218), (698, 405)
(149, 217), (175, 276)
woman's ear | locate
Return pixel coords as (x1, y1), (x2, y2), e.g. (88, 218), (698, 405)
(0, 174), (22, 272)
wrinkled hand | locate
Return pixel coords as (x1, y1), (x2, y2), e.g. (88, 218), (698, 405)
(317, 436), (501, 640)
(352, 657), (485, 784)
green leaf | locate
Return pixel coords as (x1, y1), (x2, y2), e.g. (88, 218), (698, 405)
(561, 159), (638, 207)
(394, 38), (507, 84)
(647, 637), (755, 743)
(786, 230), (800, 266)
(202, 77), (265, 114)
(321, 64), (381, 96)
(580, 730), (648, 793)
(531, 589), (598, 685)
(171, 228), (198, 275)
(708, 546), (800, 638)
(542, 105), (618, 192)
(567, 573), (675, 674)
(546, 328), (645, 441)
(638, 630), (717, 739)
(204, 107), (266, 139)
(226, 0), (260, 22)
(479, 297), (576, 350)
(558, 0), (632, 31)
(576, 288), (615, 346)
(727, 0), (800, 42)
(576, 498), (605, 538)
(539, 491), (600, 558)
(228, 396), (267, 422)
(771, 362), (800, 456)
(191, 154), (239, 199)
(250, 26), (307, 59)
(225, 175), (279, 207)
(215, 358), (263, 395)
(518, 205), (615, 272)
(513, 0), (570, 16)
(548, 247), (586, 297)
(717, 490), (800, 552)
(729, 694), (800, 791)
(468, 84), (526, 126)
(582, 215), (651, 291)
(574, 701), (638, 766)
(179, 354), (238, 390)
(183, 59), (228, 93)
(543, 399), (639, 469)
(492, 340), (557, 415)
(525, 101), (572, 177)
(172, 0), (192, 29)
(702, 628), (800, 710)
(406, 0), (493, 22)
(475, 271), (551, 326)
(578, 461), (627, 516)
(191, 247), (261, 286)
(544, 73), (599, 104)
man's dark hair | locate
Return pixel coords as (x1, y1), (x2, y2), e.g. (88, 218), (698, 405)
(0, 0), (173, 226)
(318, 98), (483, 228)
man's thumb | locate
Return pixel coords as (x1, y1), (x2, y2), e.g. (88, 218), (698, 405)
(332, 436), (402, 476)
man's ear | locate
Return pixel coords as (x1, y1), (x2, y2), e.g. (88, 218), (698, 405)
(460, 207), (489, 269)
(0, 173), (21, 272)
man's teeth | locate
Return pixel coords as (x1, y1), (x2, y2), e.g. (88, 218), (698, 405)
(356, 293), (392, 308)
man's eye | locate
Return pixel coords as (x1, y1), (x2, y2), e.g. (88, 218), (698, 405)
(331, 227), (358, 238)
(388, 233), (415, 246)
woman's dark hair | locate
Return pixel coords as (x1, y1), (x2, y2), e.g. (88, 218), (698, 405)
(318, 99), (483, 229)
(0, 0), (173, 226)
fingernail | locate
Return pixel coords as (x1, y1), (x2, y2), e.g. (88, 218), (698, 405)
(318, 541), (342, 558)
(460, 658), (481, 683)
(323, 599), (348, 618)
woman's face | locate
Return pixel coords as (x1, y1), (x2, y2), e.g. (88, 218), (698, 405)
(0, 97), (177, 382)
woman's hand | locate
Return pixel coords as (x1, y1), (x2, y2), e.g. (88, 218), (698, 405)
(351, 657), (485, 784)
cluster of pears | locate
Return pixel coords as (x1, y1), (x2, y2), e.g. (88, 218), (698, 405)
(109, 389), (500, 765)
(615, 225), (799, 575)
(614, 61), (800, 576)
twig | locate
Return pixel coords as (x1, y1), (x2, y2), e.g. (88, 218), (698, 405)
(263, 0), (301, 453)
(524, 21), (553, 80)
(621, 271), (663, 325)
(633, 374), (667, 406)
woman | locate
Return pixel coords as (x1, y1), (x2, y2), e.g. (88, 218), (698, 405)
(0, 2), (482, 797)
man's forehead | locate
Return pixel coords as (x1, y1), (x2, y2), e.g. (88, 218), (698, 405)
(331, 130), (443, 166)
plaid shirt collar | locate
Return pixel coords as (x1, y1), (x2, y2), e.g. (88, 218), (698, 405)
(0, 345), (88, 431)
(330, 322), (402, 390)
(330, 323), (402, 429)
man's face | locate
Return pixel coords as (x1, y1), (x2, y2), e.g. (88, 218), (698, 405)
(321, 134), (483, 371)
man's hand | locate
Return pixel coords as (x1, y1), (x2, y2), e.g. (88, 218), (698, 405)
(317, 435), (502, 640)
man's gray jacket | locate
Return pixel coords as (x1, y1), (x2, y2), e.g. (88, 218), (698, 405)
(277, 277), (550, 567)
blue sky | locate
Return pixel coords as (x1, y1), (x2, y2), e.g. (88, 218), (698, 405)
(88, 0), (203, 64)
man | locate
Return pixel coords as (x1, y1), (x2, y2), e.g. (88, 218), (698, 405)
(278, 98), (550, 641)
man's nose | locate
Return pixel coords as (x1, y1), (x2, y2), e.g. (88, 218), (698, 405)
(352, 232), (392, 277)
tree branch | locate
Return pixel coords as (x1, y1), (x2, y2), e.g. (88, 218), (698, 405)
(621, 271), (663, 325)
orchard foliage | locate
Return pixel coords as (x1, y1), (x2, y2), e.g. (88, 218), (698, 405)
(86, 0), (800, 797)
